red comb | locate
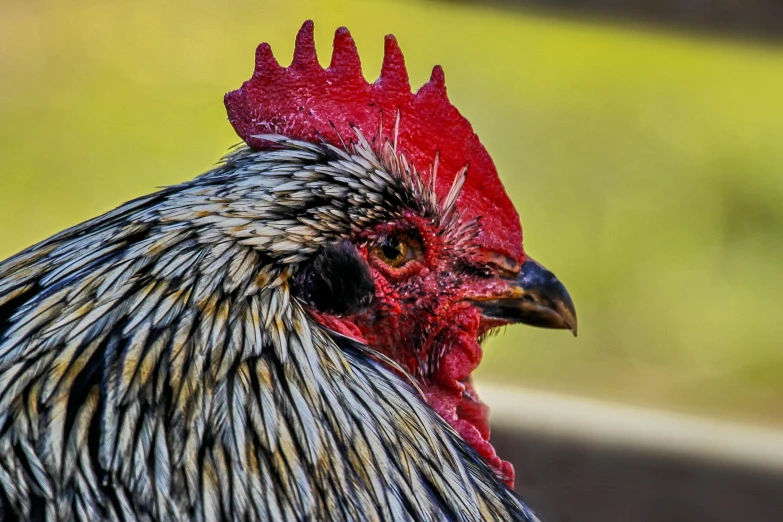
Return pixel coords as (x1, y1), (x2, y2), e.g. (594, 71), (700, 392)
(225, 21), (523, 263)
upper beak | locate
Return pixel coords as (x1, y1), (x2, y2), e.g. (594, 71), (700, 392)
(473, 257), (578, 336)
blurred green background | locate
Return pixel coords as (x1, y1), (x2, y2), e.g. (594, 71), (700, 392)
(2, 0), (782, 426)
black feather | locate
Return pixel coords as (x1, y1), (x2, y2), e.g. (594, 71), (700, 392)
(294, 241), (375, 316)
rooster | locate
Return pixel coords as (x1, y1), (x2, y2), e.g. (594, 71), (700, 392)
(0, 21), (576, 521)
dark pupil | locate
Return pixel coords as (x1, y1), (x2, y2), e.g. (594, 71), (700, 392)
(381, 237), (402, 260)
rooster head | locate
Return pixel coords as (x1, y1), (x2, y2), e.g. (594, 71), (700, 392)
(225, 21), (576, 486)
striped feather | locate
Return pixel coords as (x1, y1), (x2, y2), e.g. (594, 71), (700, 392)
(0, 137), (537, 521)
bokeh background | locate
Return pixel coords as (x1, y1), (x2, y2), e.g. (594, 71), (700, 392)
(2, 0), (783, 520)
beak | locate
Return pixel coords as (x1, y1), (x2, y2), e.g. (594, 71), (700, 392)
(473, 257), (578, 336)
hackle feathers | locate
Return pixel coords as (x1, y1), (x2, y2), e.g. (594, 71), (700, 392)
(0, 136), (535, 521)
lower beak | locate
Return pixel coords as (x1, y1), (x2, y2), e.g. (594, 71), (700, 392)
(473, 257), (578, 336)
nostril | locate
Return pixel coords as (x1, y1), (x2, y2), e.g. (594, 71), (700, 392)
(476, 251), (521, 278)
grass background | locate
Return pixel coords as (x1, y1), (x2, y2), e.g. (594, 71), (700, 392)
(2, 0), (782, 425)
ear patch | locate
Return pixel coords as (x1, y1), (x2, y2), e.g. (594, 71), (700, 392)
(294, 241), (375, 316)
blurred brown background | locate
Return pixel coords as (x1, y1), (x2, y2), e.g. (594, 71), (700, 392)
(456, 0), (783, 40)
(1, 0), (782, 520)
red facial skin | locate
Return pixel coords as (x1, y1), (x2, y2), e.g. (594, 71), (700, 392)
(314, 214), (520, 486)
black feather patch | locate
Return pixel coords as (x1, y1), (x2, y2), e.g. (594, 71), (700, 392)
(294, 241), (375, 316)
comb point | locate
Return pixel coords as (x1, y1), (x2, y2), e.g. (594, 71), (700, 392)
(254, 42), (281, 74)
(429, 65), (446, 91)
(380, 35), (410, 92)
(292, 20), (319, 69)
(415, 64), (447, 103)
(330, 27), (363, 80)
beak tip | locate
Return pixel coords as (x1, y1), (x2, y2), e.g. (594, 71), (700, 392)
(563, 312), (578, 337)
(555, 292), (578, 338)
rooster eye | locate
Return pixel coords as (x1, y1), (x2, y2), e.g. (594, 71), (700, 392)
(373, 233), (421, 268)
